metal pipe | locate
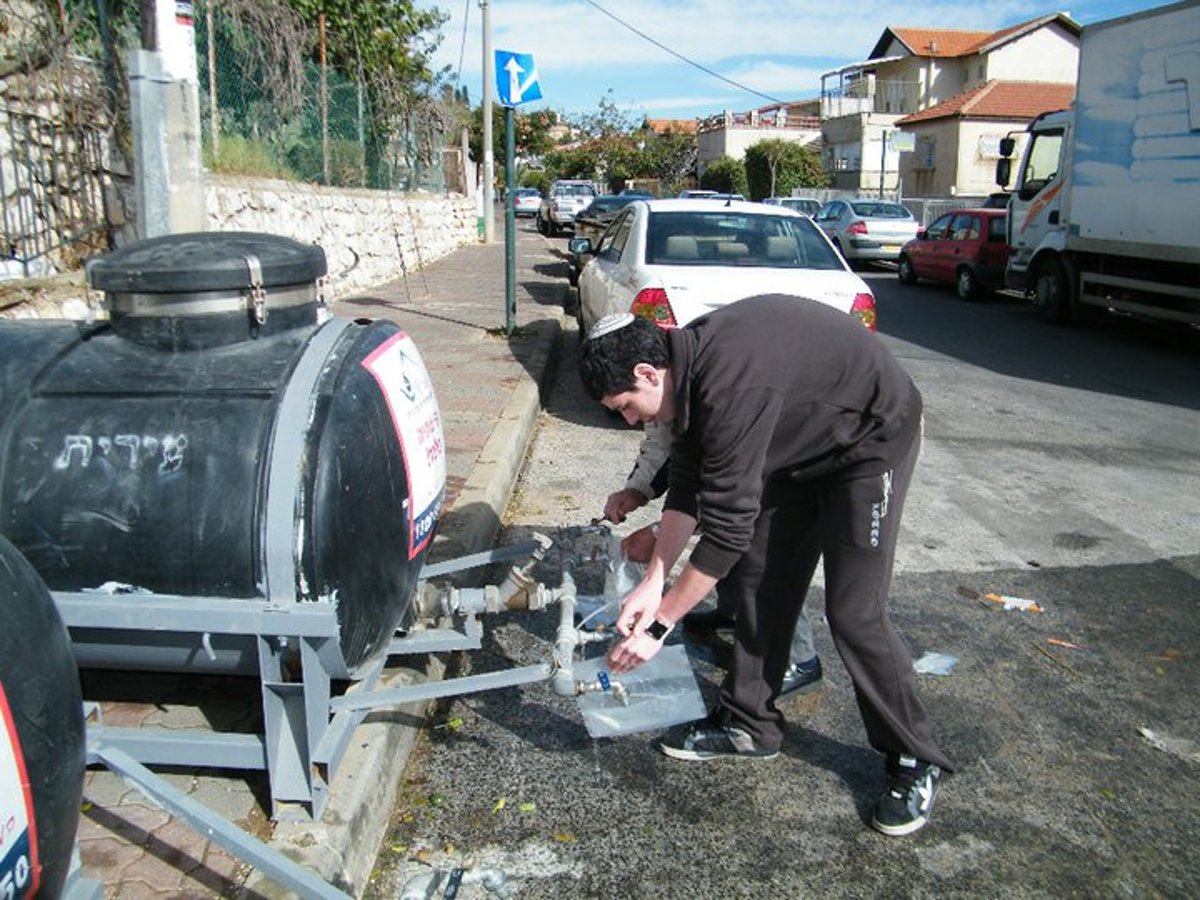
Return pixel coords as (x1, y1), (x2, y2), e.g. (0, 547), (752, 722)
(329, 662), (552, 712)
(418, 539), (546, 579)
(549, 565), (580, 697)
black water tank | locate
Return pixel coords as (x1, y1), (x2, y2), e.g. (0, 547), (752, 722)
(0, 232), (447, 674)
(0, 534), (85, 900)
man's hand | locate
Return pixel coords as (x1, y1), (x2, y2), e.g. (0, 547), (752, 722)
(615, 570), (663, 637)
(603, 488), (648, 524)
(607, 630), (666, 673)
(620, 524), (657, 563)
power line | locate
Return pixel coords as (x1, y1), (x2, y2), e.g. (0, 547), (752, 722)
(582, 0), (787, 108)
(453, 0), (471, 93)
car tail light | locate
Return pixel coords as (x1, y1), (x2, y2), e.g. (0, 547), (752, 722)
(847, 221), (868, 235)
(630, 288), (678, 328)
(851, 292), (877, 331)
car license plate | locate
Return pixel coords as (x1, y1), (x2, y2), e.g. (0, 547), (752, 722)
(882, 244), (900, 253)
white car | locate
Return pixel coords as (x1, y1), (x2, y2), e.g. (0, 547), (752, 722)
(570, 199), (877, 336)
(813, 199), (921, 265)
(511, 187), (542, 217)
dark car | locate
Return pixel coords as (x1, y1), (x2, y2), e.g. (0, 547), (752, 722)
(567, 194), (650, 285)
(897, 208), (1010, 300)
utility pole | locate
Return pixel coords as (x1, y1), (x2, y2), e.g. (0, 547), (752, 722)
(879, 128), (888, 199)
(480, 0), (495, 243)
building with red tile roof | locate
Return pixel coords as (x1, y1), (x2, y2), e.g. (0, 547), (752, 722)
(896, 81), (1076, 126)
(643, 118), (698, 136)
(820, 13), (1080, 198)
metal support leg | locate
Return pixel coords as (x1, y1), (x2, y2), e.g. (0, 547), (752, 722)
(88, 744), (351, 900)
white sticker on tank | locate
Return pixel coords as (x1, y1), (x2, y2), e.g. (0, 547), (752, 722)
(361, 332), (447, 558)
(0, 683), (41, 899)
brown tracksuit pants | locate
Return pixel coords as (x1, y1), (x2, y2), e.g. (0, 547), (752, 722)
(718, 428), (953, 771)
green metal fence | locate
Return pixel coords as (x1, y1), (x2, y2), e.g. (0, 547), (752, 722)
(194, 0), (446, 191)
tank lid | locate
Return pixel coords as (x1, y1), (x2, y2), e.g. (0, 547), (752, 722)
(86, 231), (327, 293)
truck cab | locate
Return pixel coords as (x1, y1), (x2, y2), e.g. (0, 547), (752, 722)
(995, 2), (1200, 328)
(999, 109), (1071, 299)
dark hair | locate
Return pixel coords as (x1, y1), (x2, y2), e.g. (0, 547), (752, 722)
(579, 316), (669, 400)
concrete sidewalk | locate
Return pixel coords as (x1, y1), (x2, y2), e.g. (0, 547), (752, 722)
(75, 216), (570, 898)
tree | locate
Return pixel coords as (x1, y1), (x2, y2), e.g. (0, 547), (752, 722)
(285, 0), (448, 187)
(542, 144), (599, 181)
(636, 121), (697, 195)
(744, 138), (828, 200)
(700, 157), (747, 194)
(568, 90), (635, 140)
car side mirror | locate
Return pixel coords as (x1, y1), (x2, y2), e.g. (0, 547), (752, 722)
(568, 237), (593, 256)
(998, 136), (1016, 158)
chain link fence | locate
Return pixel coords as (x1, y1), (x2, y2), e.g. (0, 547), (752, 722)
(195, 0), (454, 192)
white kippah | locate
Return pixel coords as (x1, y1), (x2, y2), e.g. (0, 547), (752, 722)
(588, 312), (635, 340)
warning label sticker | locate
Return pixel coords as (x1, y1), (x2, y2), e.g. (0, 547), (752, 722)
(362, 332), (447, 558)
(0, 683), (40, 899)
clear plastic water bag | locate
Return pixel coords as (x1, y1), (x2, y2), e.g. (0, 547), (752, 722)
(574, 644), (707, 738)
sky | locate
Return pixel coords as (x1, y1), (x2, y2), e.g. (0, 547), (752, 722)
(418, 0), (1171, 121)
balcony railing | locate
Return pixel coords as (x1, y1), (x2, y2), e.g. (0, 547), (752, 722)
(697, 110), (822, 133)
(820, 78), (921, 119)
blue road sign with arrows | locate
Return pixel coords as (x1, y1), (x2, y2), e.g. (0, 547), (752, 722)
(495, 50), (542, 106)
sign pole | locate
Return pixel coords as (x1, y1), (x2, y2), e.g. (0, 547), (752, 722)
(505, 106), (517, 334)
(493, 48), (542, 333)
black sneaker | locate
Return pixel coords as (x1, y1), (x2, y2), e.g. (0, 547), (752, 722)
(659, 713), (778, 761)
(681, 608), (735, 633)
(871, 753), (941, 836)
(779, 656), (823, 697)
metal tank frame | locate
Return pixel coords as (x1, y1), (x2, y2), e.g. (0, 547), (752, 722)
(65, 530), (628, 822)
(76, 529), (631, 898)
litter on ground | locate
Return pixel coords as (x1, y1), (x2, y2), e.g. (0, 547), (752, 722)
(913, 652), (958, 675)
(1138, 726), (1200, 764)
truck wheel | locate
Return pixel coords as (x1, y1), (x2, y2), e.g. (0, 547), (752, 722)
(1033, 257), (1071, 324)
(956, 266), (979, 301)
(897, 255), (917, 285)
(537, 215), (548, 236)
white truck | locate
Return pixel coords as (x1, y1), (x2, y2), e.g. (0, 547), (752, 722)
(996, 1), (1200, 326)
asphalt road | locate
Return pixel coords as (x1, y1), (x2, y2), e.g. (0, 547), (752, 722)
(367, 248), (1200, 899)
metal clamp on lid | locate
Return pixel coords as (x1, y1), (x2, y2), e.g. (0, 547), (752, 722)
(245, 254), (267, 325)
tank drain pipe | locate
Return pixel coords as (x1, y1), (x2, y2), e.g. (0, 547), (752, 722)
(409, 533), (555, 622)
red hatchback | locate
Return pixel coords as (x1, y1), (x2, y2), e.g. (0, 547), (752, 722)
(898, 208), (1010, 300)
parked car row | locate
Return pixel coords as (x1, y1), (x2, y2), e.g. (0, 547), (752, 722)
(558, 194), (1013, 322)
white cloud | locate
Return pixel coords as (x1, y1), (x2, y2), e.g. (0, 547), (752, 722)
(424, 0), (1156, 115)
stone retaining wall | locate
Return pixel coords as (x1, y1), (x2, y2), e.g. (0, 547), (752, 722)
(1, 175), (479, 319)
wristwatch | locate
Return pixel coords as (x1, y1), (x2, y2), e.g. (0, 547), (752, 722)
(644, 618), (672, 641)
